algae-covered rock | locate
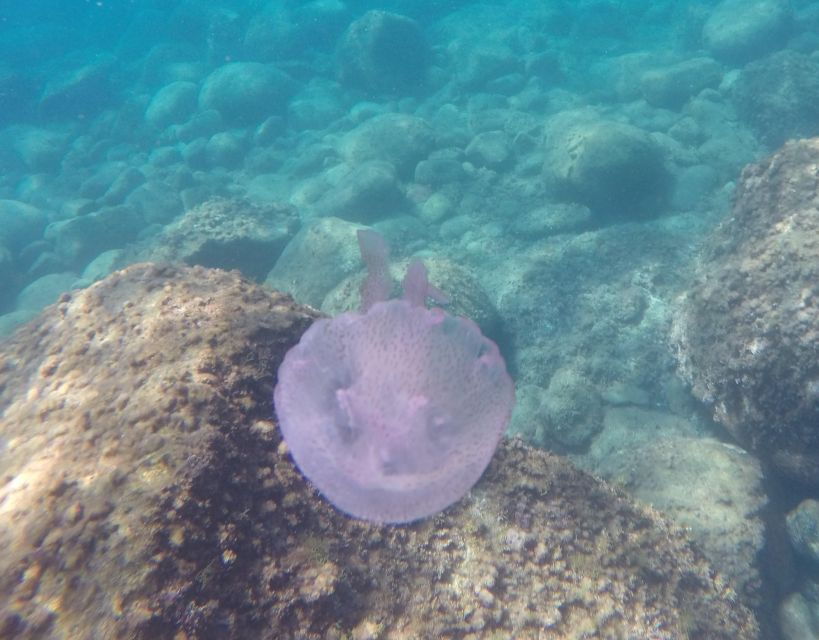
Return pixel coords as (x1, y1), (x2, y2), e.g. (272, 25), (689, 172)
(0, 263), (758, 639)
(337, 10), (429, 96)
(672, 138), (819, 487)
(543, 116), (670, 218)
(119, 197), (298, 281)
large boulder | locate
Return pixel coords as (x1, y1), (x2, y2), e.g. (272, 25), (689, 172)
(44, 204), (143, 270)
(733, 50), (819, 147)
(543, 118), (670, 218)
(702, 0), (792, 64)
(337, 112), (435, 178)
(640, 57), (723, 110)
(672, 138), (819, 486)
(118, 197), (298, 281)
(0, 200), (47, 249)
(0, 263), (758, 638)
(337, 10), (430, 96)
(14, 272), (78, 313)
(244, 1), (349, 61)
(145, 80), (198, 129)
(584, 408), (769, 613)
(265, 216), (366, 307)
(310, 161), (404, 222)
(198, 62), (297, 125)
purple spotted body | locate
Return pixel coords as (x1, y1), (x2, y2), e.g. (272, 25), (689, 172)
(274, 230), (514, 523)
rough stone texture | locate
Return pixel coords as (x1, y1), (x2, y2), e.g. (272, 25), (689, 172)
(0, 263), (758, 639)
(543, 118), (670, 218)
(786, 499), (819, 563)
(337, 113), (436, 178)
(118, 197), (299, 282)
(780, 590), (819, 640)
(586, 420), (768, 614)
(265, 216), (367, 308)
(311, 160), (405, 222)
(44, 203), (144, 270)
(672, 138), (819, 486)
(733, 50), (819, 148)
(198, 62), (297, 125)
(337, 10), (430, 96)
(508, 368), (603, 454)
(0, 199), (47, 249)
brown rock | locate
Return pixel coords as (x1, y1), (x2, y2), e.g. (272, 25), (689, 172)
(0, 263), (757, 639)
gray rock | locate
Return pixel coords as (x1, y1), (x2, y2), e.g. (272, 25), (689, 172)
(583, 416), (767, 612)
(338, 113), (435, 178)
(418, 192), (455, 223)
(671, 164), (720, 211)
(640, 58), (723, 109)
(337, 10), (429, 95)
(787, 499), (819, 563)
(0, 244), (14, 308)
(205, 130), (246, 168)
(780, 592), (819, 640)
(12, 126), (67, 171)
(148, 146), (183, 167)
(125, 180), (184, 225)
(15, 272), (78, 312)
(181, 137), (208, 169)
(145, 80), (198, 129)
(77, 249), (124, 286)
(60, 198), (96, 218)
(265, 216), (366, 307)
(45, 204), (143, 269)
(414, 155), (465, 186)
(510, 203), (593, 238)
(0, 309), (38, 337)
(543, 118), (670, 218)
(321, 253), (502, 341)
(671, 139), (819, 486)
(733, 50), (819, 147)
(703, 0), (792, 64)
(459, 45), (520, 91)
(79, 162), (129, 200)
(120, 198), (297, 282)
(39, 53), (117, 119)
(312, 161), (404, 222)
(465, 130), (512, 169)
(244, 1), (349, 61)
(287, 86), (344, 131)
(26, 251), (68, 280)
(510, 368), (602, 452)
(0, 200), (47, 248)
(101, 167), (146, 206)
(175, 109), (223, 143)
(253, 115), (286, 146)
(198, 62), (297, 125)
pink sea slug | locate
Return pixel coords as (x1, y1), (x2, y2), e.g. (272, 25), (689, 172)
(273, 230), (515, 523)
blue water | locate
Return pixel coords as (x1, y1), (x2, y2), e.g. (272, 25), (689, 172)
(1, 0), (818, 637)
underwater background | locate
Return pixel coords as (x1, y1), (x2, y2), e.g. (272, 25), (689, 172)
(2, 0), (819, 638)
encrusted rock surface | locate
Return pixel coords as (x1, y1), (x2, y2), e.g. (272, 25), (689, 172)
(0, 263), (757, 639)
(672, 138), (819, 486)
(118, 198), (299, 281)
